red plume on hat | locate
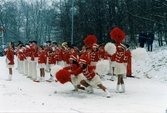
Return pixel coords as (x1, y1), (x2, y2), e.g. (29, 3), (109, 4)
(84, 35), (97, 48)
(110, 27), (125, 43)
(79, 56), (90, 64)
(69, 54), (78, 61)
(56, 69), (71, 84)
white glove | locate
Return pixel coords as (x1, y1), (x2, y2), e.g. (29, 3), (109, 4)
(70, 74), (75, 79)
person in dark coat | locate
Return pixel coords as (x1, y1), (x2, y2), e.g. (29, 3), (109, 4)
(147, 31), (154, 52)
(138, 31), (147, 48)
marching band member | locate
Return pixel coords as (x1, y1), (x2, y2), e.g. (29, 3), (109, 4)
(34, 45), (47, 82)
(17, 45), (24, 74)
(27, 41), (33, 78)
(89, 43), (99, 66)
(30, 41), (38, 80)
(55, 44), (65, 67)
(23, 44), (30, 76)
(98, 43), (108, 60)
(46, 44), (57, 82)
(110, 27), (127, 93)
(108, 53), (117, 81)
(98, 43), (108, 80)
(4, 42), (15, 81)
(45, 41), (52, 72)
(80, 45), (89, 57)
(70, 56), (111, 98)
(63, 54), (85, 91)
(124, 44), (132, 78)
(16, 43), (22, 71)
(71, 44), (79, 55)
(61, 42), (70, 66)
(114, 43), (127, 93)
(83, 34), (99, 66)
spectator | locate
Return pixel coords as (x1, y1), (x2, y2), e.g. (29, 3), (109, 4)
(138, 31), (147, 48)
(147, 31), (154, 52)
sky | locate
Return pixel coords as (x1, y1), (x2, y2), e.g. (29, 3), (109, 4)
(1, 0), (59, 4)
(0, 41), (167, 113)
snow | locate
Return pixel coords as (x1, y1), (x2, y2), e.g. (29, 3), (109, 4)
(1, 45), (167, 113)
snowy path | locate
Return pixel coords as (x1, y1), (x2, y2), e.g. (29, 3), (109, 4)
(0, 56), (167, 113)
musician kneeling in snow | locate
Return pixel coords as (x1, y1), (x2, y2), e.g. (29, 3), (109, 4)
(70, 56), (111, 98)
(63, 55), (85, 91)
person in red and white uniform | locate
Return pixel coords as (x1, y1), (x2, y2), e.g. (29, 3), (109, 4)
(89, 43), (99, 66)
(62, 44), (72, 66)
(46, 43), (57, 82)
(68, 45), (78, 60)
(45, 41), (52, 72)
(63, 54), (85, 91)
(34, 45), (47, 82)
(27, 41), (33, 78)
(80, 45), (89, 57)
(109, 27), (127, 93)
(4, 42), (15, 81)
(114, 43), (127, 93)
(55, 44), (65, 67)
(22, 44), (29, 76)
(124, 44), (133, 78)
(71, 44), (79, 55)
(70, 56), (111, 98)
(17, 45), (25, 74)
(16, 43), (22, 71)
(107, 52), (117, 81)
(63, 48), (70, 66)
(98, 43), (108, 60)
(30, 41), (38, 80)
(98, 43), (108, 80)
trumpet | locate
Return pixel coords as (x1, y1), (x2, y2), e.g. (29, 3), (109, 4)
(62, 42), (67, 50)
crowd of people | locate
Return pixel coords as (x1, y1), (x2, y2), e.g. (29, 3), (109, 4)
(138, 30), (155, 52)
(4, 28), (133, 98)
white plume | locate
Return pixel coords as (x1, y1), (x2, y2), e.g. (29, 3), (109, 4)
(95, 60), (110, 75)
(51, 65), (63, 77)
(104, 42), (116, 55)
(131, 48), (148, 60)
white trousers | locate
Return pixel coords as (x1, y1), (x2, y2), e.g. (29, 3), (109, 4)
(27, 57), (32, 77)
(31, 61), (37, 80)
(23, 59), (28, 75)
(57, 61), (65, 68)
(45, 57), (49, 71)
(16, 57), (20, 70)
(31, 57), (38, 80)
(19, 60), (24, 74)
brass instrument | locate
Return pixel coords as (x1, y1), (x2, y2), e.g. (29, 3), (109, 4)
(62, 42), (67, 50)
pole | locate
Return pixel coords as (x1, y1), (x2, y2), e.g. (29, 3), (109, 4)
(2, 31), (4, 49)
(71, 0), (74, 44)
(0, 28), (4, 49)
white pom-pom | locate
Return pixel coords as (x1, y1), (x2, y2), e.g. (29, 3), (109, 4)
(51, 65), (62, 76)
(104, 42), (116, 55)
(95, 60), (110, 75)
(131, 48), (148, 60)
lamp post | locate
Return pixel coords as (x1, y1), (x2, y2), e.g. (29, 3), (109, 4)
(0, 28), (4, 49)
(71, 0), (74, 44)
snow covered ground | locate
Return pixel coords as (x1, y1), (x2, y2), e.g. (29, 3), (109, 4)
(0, 45), (167, 113)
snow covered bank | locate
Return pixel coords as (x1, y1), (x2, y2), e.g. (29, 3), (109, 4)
(0, 46), (167, 113)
